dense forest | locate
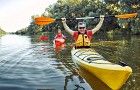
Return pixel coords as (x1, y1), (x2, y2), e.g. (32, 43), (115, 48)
(16, 0), (140, 35)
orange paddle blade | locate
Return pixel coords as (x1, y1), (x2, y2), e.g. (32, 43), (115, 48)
(115, 13), (137, 19)
(35, 21), (54, 25)
(35, 17), (55, 25)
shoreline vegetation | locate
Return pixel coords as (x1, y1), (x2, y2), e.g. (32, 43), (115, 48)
(0, 29), (6, 37)
(2, 0), (140, 36)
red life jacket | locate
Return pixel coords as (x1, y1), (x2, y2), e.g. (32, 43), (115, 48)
(54, 33), (66, 47)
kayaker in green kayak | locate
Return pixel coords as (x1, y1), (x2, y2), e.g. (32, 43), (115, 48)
(61, 15), (104, 48)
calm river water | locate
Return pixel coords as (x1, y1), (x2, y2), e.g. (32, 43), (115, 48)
(0, 34), (139, 90)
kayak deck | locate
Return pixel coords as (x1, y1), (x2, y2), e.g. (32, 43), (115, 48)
(71, 47), (132, 90)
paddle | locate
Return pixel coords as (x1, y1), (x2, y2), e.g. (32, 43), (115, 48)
(35, 13), (138, 25)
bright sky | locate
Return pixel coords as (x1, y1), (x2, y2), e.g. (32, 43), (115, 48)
(0, 0), (58, 32)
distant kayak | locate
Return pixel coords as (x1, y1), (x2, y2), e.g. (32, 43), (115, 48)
(39, 35), (48, 41)
(71, 47), (132, 90)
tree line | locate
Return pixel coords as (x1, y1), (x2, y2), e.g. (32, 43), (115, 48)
(16, 0), (140, 35)
(0, 27), (6, 36)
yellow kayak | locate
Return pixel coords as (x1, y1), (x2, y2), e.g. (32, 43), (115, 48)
(71, 47), (132, 90)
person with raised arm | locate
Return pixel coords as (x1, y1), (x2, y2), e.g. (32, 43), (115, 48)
(61, 15), (104, 48)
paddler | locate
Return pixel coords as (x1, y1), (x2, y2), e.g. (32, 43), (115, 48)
(61, 15), (104, 48)
(54, 29), (66, 39)
(54, 29), (66, 47)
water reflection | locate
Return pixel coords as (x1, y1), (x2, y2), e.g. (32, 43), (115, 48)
(0, 34), (31, 47)
(0, 35), (65, 90)
(64, 70), (90, 90)
(54, 46), (66, 53)
(78, 66), (111, 90)
(54, 48), (92, 90)
(0, 34), (139, 90)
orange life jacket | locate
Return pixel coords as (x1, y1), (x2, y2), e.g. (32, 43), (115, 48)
(73, 30), (92, 48)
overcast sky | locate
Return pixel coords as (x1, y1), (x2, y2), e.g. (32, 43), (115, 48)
(0, 0), (57, 32)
